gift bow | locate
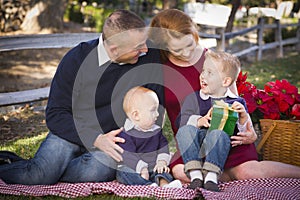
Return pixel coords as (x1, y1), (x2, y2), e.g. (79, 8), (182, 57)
(213, 100), (235, 130)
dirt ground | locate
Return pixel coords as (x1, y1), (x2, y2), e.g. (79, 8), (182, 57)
(0, 22), (92, 145)
(0, 48), (70, 145)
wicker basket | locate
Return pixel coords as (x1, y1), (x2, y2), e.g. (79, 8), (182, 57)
(256, 119), (300, 167)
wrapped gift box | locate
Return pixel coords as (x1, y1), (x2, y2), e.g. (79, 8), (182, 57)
(208, 100), (238, 136)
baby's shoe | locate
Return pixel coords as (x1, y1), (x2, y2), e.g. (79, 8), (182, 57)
(163, 180), (182, 188)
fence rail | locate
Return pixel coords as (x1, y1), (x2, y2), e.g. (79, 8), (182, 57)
(215, 18), (300, 59)
(0, 87), (50, 107)
(0, 33), (100, 107)
(0, 17), (299, 107)
(0, 33), (100, 51)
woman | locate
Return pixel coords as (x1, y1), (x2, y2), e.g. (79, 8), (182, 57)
(149, 9), (300, 184)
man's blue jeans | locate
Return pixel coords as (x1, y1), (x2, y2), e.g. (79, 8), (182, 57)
(176, 125), (231, 175)
(116, 165), (173, 186)
(0, 132), (117, 185)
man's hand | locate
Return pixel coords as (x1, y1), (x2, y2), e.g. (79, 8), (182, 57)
(93, 128), (125, 162)
(153, 160), (170, 173)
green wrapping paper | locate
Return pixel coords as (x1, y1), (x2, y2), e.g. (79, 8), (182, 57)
(208, 100), (238, 136)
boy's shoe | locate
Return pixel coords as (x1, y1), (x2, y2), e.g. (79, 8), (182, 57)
(204, 181), (220, 192)
(150, 183), (158, 187)
(0, 151), (24, 165)
(163, 180), (182, 188)
(187, 178), (203, 190)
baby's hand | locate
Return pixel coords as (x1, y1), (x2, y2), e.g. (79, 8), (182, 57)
(141, 167), (149, 180)
(153, 160), (170, 173)
(197, 108), (212, 128)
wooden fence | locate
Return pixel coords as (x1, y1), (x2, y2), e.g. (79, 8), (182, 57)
(0, 33), (100, 107)
(0, 17), (299, 107)
(205, 17), (300, 60)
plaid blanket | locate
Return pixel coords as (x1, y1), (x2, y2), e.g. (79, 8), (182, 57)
(200, 178), (300, 200)
(0, 178), (299, 199)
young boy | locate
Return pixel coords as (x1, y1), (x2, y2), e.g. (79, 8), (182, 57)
(176, 51), (251, 191)
(116, 86), (182, 188)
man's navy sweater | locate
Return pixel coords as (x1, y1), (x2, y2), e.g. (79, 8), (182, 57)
(46, 38), (164, 149)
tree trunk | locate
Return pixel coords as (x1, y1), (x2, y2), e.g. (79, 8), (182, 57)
(21, 0), (68, 33)
(162, 0), (177, 9)
(225, 0), (241, 33)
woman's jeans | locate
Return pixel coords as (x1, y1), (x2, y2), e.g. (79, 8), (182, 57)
(116, 165), (173, 186)
(0, 132), (117, 185)
(176, 125), (231, 175)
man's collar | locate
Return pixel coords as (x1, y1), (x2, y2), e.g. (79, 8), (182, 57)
(124, 118), (160, 132)
(97, 34), (110, 66)
(199, 88), (238, 100)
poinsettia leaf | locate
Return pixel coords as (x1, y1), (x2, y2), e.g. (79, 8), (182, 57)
(291, 104), (300, 119)
(281, 79), (298, 94)
(295, 93), (300, 103)
(278, 99), (290, 112)
(264, 112), (280, 120)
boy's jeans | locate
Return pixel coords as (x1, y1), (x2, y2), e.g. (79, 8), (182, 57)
(116, 165), (173, 185)
(176, 125), (231, 175)
(0, 132), (117, 185)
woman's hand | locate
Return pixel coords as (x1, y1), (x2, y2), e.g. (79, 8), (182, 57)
(93, 128), (125, 162)
(231, 121), (257, 147)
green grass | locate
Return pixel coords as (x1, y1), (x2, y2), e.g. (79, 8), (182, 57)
(1, 49), (299, 199)
(241, 50), (300, 90)
(0, 133), (47, 159)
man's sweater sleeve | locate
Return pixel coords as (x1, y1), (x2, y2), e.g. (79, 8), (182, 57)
(46, 41), (99, 147)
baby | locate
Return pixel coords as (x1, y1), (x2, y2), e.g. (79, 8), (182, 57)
(116, 86), (182, 188)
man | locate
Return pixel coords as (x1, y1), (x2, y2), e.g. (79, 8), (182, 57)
(0, 9), (164, 185)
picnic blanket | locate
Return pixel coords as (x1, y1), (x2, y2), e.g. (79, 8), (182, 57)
(0, 178), (299, 199)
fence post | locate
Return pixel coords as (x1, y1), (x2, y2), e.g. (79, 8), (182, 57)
(297, 18), (300, 52)
(216, 27), (225, 51)
(257, 17), (264, 61)
(275, 19), (283, 58)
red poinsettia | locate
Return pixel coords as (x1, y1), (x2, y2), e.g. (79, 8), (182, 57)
(236, 72), (258, 113)
(291, 104), (300, 119)
(237, 71), (300, 121)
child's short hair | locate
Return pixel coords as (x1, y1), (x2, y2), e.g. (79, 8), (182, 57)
(123, 86), (155, 115)
(205, 51), (241, 85)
